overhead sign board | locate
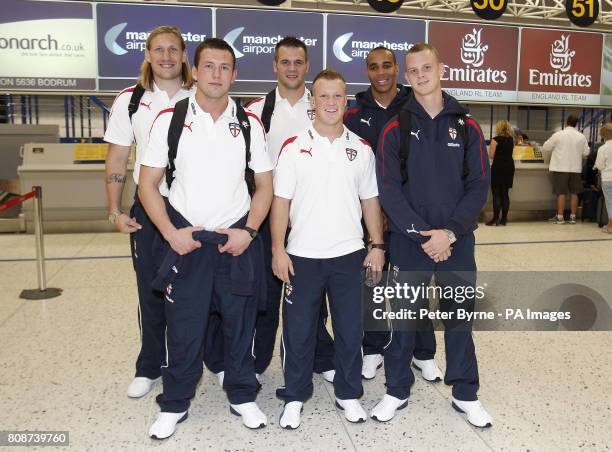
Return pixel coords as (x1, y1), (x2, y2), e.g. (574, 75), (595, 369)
(429, 21), (519, 102)
(518, 28), (603, 105)
(0, 0), (96, 91)
(216, 8), (323, 94)
(96, 2), (212, 91)
(325, 14), (426, 95)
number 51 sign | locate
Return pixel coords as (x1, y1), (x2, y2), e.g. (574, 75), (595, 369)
(471, 0), (599, 27)
(566, 0), (599, 27)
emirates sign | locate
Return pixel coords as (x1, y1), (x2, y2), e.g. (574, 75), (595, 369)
(518, 28), (603, 105)
(429, 22), (518, 102)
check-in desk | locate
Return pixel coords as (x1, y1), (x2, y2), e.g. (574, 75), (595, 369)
(18, 143), (136, 232)
(482, 145), (556, 221)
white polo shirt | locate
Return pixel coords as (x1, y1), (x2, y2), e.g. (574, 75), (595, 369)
(142, 96), (273, 230)
(246, 87), (315, 163)
(543, 126), (590, 173)
(104, 83), (195, 196)
(274, 126), (378, 259)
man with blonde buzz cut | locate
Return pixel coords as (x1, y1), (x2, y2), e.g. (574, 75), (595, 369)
(246, 37), (335, 383)
(272, 69), (385, 429)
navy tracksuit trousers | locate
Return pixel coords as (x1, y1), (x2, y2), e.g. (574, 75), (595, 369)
(130, 200), (166, 379)
(253, 217), (335, 375)
(362, 232), (436, 359)
(384, 232), (480, 401)
(156, 244), (259, 412)
(277, 249), (366, 403)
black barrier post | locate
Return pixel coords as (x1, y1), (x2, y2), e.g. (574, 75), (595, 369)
(19, 186), (62, 300)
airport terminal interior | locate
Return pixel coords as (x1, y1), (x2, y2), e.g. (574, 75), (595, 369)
(1, 0), (612, 450)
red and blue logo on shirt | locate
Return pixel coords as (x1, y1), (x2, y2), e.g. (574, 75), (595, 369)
(346, 148), (357, 161)
(229, 122), (241, 137)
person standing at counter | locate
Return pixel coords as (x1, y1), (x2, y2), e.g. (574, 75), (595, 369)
(486, 120), (515, 226)
(594, 123), (612, 233)
(543, 115), (589, 225)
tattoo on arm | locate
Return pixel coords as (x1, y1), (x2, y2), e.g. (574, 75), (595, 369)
(107, 173), (127, 184)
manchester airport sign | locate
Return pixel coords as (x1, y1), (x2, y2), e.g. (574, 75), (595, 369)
(0, 0), (608, 106)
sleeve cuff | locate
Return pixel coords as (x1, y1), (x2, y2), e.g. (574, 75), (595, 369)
(444, 221), (462, 238)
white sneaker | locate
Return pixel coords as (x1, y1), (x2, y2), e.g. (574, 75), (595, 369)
(230, 402), (267, 429)
(149, 411), (188, 439)
(215, 371), (224, 386)
(550, 215), (566, 224)
(362, 354), (383, 380)
(452, 398), (493, 428)
(279, 401), (303, 429)
(321, 369), (335, 383)
(412, 358), (443, 382)
(568, 214), (577, 225)
(127, 376), (160, 398)
(370, 394), (408, 422)
(335, 398), (367, 423)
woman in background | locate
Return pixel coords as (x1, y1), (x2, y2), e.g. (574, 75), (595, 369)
(486, 120), (515, 226)
(594, 123), (612, 233)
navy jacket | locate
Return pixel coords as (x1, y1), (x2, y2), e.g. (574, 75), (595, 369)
(344, 84), (412, 153)
(152, 205), (267, 309)
(376, 92), (490, 243)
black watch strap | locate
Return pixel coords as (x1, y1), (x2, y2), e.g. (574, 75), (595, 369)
(243, 226), (258, 239)
(370, 243), (386, 251)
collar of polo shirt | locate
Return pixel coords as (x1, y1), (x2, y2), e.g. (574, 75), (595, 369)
(308, 125), (350, 144)
(275, 87), (311, 106)
(189, 96), (237, 120)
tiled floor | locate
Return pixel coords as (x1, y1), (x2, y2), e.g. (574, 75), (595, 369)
(1, 221), (611, 451)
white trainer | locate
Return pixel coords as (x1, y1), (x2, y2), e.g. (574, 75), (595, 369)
(370, 394), (408, 422)
(335, 398), (367, 423)
(127, 376), (160, 398)
(230, 402), (267, 429)
(362, 354), (383, 380)
(452, 398), (493, 428)
(215, 371), (224, 386)
(149, 411), (188, 439)
(279, 401), (303, 430)
(321, 369), (335, 383)
(412, 358), (443, 382)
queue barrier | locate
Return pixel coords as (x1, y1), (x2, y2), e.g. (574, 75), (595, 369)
(0, 186), (62, 300)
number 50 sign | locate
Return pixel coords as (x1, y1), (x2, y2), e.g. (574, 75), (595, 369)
(470, 0), (508, 20)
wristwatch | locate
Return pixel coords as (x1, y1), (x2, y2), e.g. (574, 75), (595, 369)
(108, 210), (123, 225)
(370, 243), (387, 251)
(243, 226), (258, 239)
(443, 229), (457, 244)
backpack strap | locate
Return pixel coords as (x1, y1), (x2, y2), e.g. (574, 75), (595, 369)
(127, 84), (145, 121)
(236, 104), (255, 197)
(165, 98), (189, 190)
(456, 114), (469, 180)
(260, 88), (276, 134)
(398, 109), (412, 185)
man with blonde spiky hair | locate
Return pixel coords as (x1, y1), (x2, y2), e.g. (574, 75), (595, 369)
(272, 69), (385, 429)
